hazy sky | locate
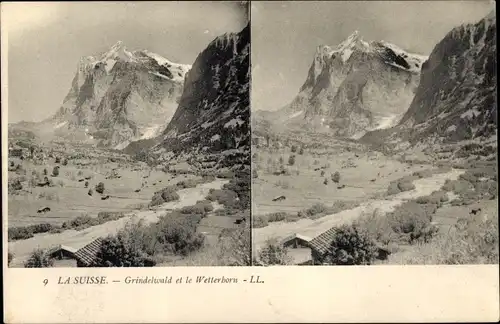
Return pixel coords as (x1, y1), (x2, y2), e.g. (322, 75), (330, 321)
(252, 1), (495, 111)
(4, 1), (248, 123)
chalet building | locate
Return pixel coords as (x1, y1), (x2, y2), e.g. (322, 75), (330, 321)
(73, 238), (104, 267)
(47, 245), (78, 267)
(280, 233), (312, 249)
(44, 238), (104, 267)
(280, 233), (313, 265)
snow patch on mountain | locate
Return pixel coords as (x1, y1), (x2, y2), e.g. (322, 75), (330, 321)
(140, 124), (164, 140)
(224, 117), (245, 128)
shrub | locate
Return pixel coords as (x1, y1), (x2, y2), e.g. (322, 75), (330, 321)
(29, 223), (54, 234)
(77, 170), (84, 176)
(43, 168), (48, 176)
(397, 212), (498, 265)
(8, 252), (14, 265)
(24, 248), (54, 268)
(55, 157), (61, 163)
(8, 227), (34, 241)
(88, 189), (93, 196)
(387, 201), (435, 244)
(180, 204), (208, 216)
(288, 155), (296, 166)
(330, 200), (360, 214)
(412, 169), (433, 178)
(154, 213), (205, 256)
(206, 189), (239, 208)
(252, 215), (269, 228)
(257, 239), (292, 265)
(291, 145), (297, 153)
(94, 229), (156, 267)
(299, 147), (304, 155)
(97, 211), (125, 223)
(252, 169), (258, 179)
(267, 212), (288, 222)
(216, 225), (252, 266)
(320, 170), (325, 177)
(95, 182), (105, 194)
(85, 181), (89, 188)
(8, 179), (23, 191)
(175, 179), (199, 189)
(324, 178), (329, 185)
(331, 171), (340, 183)
(416, 191), (449, 205)
(67, 214), (94, 229)
(303, 203), (328, 218)
(398, 181), (416, 192)
(62, 159), (68, 166)
(51, 166), (60, 177)
(442, 179), (473, 195)
(194, 200), (214, 213)
(321, 224), (378, 265)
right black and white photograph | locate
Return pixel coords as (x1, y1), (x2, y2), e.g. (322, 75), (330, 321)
(251, 1), (497, 266)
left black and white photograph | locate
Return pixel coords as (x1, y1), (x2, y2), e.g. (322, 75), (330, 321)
(4, 1), (251, 268)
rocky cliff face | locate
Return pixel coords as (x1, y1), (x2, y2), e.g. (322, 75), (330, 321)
(266, 31), (427, 138)
(52, 41), (190, 148)
(363, 11), (496, 147)
(398, 11), (496, 143)
(156, 24), (250, 158)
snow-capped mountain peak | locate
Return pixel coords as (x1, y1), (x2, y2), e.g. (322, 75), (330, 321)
(140, 50), (191, 82)
(102, 40), (137, 63)
(52, 41), (190, 148)
(313, 31), (428, 72)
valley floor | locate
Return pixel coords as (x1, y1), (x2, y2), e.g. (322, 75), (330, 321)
(7, 141), (250, 267)
(252, 135), (498, 265)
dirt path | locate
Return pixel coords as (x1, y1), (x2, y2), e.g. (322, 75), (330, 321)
(9, 179), (229, 267)
(253, 169), (465, 251)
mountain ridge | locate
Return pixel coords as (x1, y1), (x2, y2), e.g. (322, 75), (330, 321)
(259, 31), (428, 138)
(34, 41), (192, 148)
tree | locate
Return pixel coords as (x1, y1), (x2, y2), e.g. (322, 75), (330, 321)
(288, 155), (296, 166)
(55, 156), (61, 164)
(62, 159), (68, 166)
(257, 239), (292, 265)
(24, 248), (54, 268)
(95, 182), (105, 194)
(299, 147), (304, 155)
(291, 145), (297, 153)
(332, 171), (341, 183)
(322, 224), (377, 265)
(52, 166), (59, 177)
(94, 225), (156, 267)
(217, 225), (252, 266)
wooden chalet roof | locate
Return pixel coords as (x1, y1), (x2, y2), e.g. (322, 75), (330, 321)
(308, 227), (337, 255)
(73, 238), (103, 266)
(47, 244), (78, 255)
(279, 233), (313, 245)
